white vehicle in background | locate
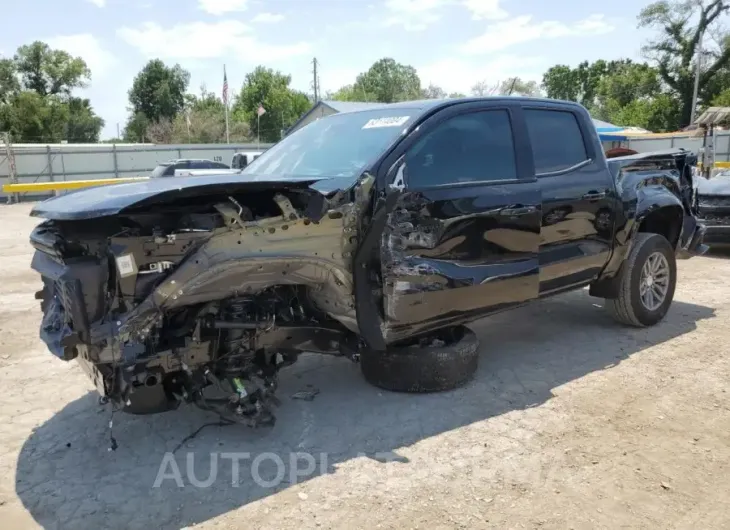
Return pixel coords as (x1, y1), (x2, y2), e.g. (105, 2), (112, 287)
(174, 168), (239, 177)
(150, 159), (232, 178)
(231, 151), (263, 170)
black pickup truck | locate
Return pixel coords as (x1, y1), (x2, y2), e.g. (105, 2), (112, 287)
(28, 97), (706, 427)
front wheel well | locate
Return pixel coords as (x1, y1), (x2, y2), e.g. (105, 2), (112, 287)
(637, 205), (683, 249)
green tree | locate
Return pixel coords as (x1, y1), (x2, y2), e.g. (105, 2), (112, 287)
(122, 111), (150, 142)
(541, 59), (681, 131)
(712, 87), (730, 105)
(66, 97), (105, 142)
(14, 41), (90, 96)
(145, 108), (252, 144)
(542, 65), (580, 101)
(128, 59), (190, 124)
(639, 0), (730, 127)
(498, 77), (542, 96)
(471, 80), (499, 96)
(146, 84), (252, 145)
(594, 62), (662, 109)
(351, 58), (422, 103)
(542, 60), (625, 107)
(0, 58), (19, 104)
(187, 85), (226, 115)
(596, 62), (680, 131)
(448, 92), (466, 98)
(0, 41), (104, 142)
(421, 84), (446, 99)
(0, 91), (69, 142)
(326, 84), (371, 101)
(231, 66), (311, 142)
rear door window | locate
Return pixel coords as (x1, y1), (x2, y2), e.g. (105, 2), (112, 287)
(524, 109), (589, 174)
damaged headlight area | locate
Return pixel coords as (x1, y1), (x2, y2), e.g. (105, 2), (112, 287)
(30, 185), (368, 427)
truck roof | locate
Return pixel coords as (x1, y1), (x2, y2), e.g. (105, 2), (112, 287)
(330, 96), (588, 126)
(337, 96), (587, 118)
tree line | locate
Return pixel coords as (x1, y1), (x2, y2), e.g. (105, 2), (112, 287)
(2, 0), (729, 144)
(0, 42), (104, 143)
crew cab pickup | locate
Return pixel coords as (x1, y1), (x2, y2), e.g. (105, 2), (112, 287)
(27, 97), (707, 428)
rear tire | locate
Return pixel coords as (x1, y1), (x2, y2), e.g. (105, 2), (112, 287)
(360, 326), (479, 393)
(605, 233), (677, 327)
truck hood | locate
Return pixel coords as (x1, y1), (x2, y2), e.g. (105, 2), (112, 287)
(697, 173), (730, 196)
(31, 173), (353, 220)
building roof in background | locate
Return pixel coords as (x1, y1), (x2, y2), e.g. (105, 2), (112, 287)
(285, 100), (388, 135)
(321, 100), (387, 113)
(695, 106), (730, 126)
(592, 118), (623, 132)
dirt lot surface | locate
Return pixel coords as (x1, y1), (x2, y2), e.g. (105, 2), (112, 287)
(0, 203), (728, 530)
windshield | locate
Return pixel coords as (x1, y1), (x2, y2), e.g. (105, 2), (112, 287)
(150, 163), (172, 178)
(242, 107), (417, 178)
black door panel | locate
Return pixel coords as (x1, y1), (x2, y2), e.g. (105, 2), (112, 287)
(538, 165), (618, 292)
(376, 104), (543, 342)
(381, 185), (541, 340)
(522, 107), (618, 293)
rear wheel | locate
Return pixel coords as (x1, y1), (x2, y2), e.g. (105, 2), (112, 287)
(360, 326), (479, 393)
(605, 233), (677, 327)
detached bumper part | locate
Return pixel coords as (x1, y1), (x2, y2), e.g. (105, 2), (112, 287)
(677, 216), (708, 259)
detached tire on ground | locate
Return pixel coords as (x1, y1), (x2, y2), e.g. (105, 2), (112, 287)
(360, 326), (479, 393)
(605, 232), (677, 327)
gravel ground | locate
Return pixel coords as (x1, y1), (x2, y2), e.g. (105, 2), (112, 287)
(0, 203), (728, 530)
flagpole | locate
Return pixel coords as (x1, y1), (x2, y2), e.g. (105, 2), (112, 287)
(223, 64), (230, 144)
(255, 103), (265, 148)
(225, 101), (230, 144)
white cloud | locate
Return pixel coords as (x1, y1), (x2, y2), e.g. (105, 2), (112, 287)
(86, 0), (106, 7)
(460, 14), (615, 54)
(46, 34), (116, 78)
(417, 55), (546, 96)
(198, 0), (248, 15)
(117, 21), (311, 62)
(252, 12), (284, 24)
(383, 0), (446, 32)
(461, 0), (507, 20)
(319, 67), (362, 94)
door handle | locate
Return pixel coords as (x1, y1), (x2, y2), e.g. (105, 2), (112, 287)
(582, 190), (607, 200)
(499, 205), (537, 217)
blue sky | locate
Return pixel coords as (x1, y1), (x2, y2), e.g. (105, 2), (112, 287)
(2, 0), (662, 138)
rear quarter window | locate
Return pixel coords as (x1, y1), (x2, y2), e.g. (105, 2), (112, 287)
(524, 109), (589, 174)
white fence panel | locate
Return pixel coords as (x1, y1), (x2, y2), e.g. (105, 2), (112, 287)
(0, 143), (274, 200)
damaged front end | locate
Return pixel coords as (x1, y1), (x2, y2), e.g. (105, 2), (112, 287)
(30, 174), (375, 426)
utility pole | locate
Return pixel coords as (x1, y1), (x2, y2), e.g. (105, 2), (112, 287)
(312, 58), (320, 102)
(691, 30), (704, 125)
(2, 132), (18, 204)
(116, 123), (120, 138)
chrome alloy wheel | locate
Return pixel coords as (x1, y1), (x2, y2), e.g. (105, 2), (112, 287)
(639, 251), (670, 311)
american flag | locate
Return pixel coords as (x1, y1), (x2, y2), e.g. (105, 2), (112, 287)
(222, 65), (228, 105)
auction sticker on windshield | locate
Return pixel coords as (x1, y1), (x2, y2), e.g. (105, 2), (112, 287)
(362, 116), (410, 129)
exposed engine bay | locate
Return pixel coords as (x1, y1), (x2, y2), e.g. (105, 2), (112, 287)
(30, 182), (373, 426)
